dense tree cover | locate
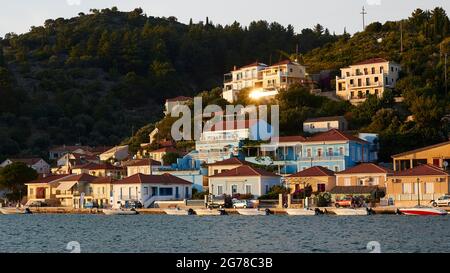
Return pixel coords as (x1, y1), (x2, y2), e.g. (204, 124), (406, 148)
(0, 7), (340, 161)
(0, 162), (38, 201)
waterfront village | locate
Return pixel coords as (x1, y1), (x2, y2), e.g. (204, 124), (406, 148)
(1, 57), (450, 215)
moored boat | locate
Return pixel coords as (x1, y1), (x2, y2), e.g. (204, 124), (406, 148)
(194, 208), (224, 216)
(332, 208), (370, 216)
(397, 206), (447, 216)
(236, 208), (270, 216)
(164, 208), (194, 215)
(285, 208), (319, 216)
(102, 209), (138, 215)
(0, 208), (32, 215)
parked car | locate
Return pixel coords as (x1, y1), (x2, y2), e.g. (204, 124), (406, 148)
(232, 199), (252, 208)
(28, 201), (47, 207)
(431, 195), (450, 207)
(125, 200), (143, 209)
(84, 202), (99, 209)
(335, 196), (353, 208)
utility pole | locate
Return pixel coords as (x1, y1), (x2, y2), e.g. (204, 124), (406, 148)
(361, 6), (367, 31)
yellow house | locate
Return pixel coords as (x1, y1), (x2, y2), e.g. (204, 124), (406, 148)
(386, 164), (450, 207)
(48, 173), (98, 208)
(25, 174), (72, 206)
(392, 140), (450, 171)
(286, 166), (336, 193)
(71, 162), (126, 179)
(148, 147), (179, 164)
(335, 58), (401, 105)
(207, 157), (246, 176)
(335, 163), (393, 187)
(90, 177), (116, 208)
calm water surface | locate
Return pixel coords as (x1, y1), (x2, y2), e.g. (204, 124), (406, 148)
(0, 214), (449, 253)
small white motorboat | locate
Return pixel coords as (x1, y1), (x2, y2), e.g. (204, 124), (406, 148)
(102, 209), (138, 215)
(332, 208), (370, 216)
(397, 206), (447, 216)
(194, 208), (223, 216)
(236, 208), (270, 216)
(285, 208), (318, 216)
(164, 208), (193, 215)
(0, 208), (32, 215)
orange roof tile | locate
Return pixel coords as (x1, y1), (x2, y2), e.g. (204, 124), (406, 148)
(337, 163), (393, 175)
(289, 166), (335, 177)
(209, 165), (280, 178)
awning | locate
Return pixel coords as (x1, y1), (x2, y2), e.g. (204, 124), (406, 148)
(56, 181), (78, 191)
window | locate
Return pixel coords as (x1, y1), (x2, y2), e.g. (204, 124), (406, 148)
(317, 184), (326, 192)
(374, 77), (379, 82)
(328, 148), (333, 156)
(425, 183), (434, 194)
(350, 79), (354, 85)
(339, 147), (344, 155)
(290, 68), (293, 73)
(214, 170), (219, 175)
(30, 188), (34, 195)
(245, 185), (252, 194)
(217, 185), (223, 195)
(344, 177), (351, 186)
(159, 187), (173, 196)
(317, 148), (323, 157)
(265, 185), (269, 194)
(358, 79), (362, 86)
(307, 149), (312, 157)
(334, 166), (339, 172)
(373, 177), (379, 185)
(327, 122), (331, 129)
(402, 183), (412, 194)
(231, 185), (238, 194)
(144, 187), (149, 196)
(371, 67), (375, 74)
(364, 68), (368, 75)
(366, 78), (370, 85)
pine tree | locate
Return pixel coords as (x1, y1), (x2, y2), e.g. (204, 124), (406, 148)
(0, 43), (4, 67)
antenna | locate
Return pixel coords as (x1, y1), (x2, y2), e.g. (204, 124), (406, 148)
(361, 6), (367, 31)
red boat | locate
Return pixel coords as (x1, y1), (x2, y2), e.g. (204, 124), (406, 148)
(397, 206), (448, 216)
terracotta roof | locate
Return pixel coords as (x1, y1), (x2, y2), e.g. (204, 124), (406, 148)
(207, 157), (247, 166)
(288, 166), (335, 177)
(330, 186), (384, 194)
(127, 158), (162, 167)
(206, 119), (260, 132)
(26, 174), (72, 184)
(91, 176), (117, 184)
(149, 147), (178, 154)
(337, 163), (393, 175)
(304, 129), (367, 143)
(353, 58), (388, 65)
(73, 162), (123, 171)
(50, 145), (92, 152)
(90, 146), (114, 154)
(114, 173), (192, 185)
(391, 141), (450, 158)
(238, 62), (267, 70)
(270, 59), (299, 66)
(7, 158), (46, 165)
(271, 135), (306, 143)
(304, 116), (346, 123)
(166, 96), (191, 102)
(56, 173), (98, 183)
(392, 164), (449, 177)
(209, 165), (280, 178)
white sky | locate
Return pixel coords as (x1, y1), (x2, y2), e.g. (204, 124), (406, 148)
(0, 0), (449, 37)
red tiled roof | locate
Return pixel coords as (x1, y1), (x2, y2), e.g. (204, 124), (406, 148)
(127, 158), (162, 167)
(304, 116), (346, 123)
(337, 163), (393, 175)
(207, 157), (247, 166)
(56, 173), (98, 183)
(91, 176), (117, 184)
(270, 59), (299, 66)
(271, 135), (306, 143)
(238, 62), (267, 70)
(206, 119), (260, 132)
(166, 96), (191, 102)
(391, 141), (450, 158)
(304, 129), (367, 143)
(289, 166), (335, 177)
(392, 164), (449, 177)
(8, 158), (46, 165)
(114, 173), (192, 185)
(26, 174), (72, 184)
(354, 58), (388, 65)
(209, 165), (280, 178)
(149, 147), (178, 154)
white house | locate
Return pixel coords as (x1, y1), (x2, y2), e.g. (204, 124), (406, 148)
(208, 165), (281, 197)
(111, 173), (193, 208)
(303, 116), (348, 134)
(99, 145), (129, 161)
(0, 158), (50, 174)
(126, 158), (163, 176)
(164, 96), (191, 115)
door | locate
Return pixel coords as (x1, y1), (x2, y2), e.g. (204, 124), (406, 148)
(433, 158), (440, 167)
(151, 187), (157, 196)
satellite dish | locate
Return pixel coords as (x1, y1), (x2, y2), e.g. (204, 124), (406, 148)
(444, 161), (448, 167)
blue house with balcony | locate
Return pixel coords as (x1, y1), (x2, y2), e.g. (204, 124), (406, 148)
(245, 129), (375, 175)
(298, 129), (373, 172)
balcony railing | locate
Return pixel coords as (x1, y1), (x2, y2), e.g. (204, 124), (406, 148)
(298, 155), (345, 161)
